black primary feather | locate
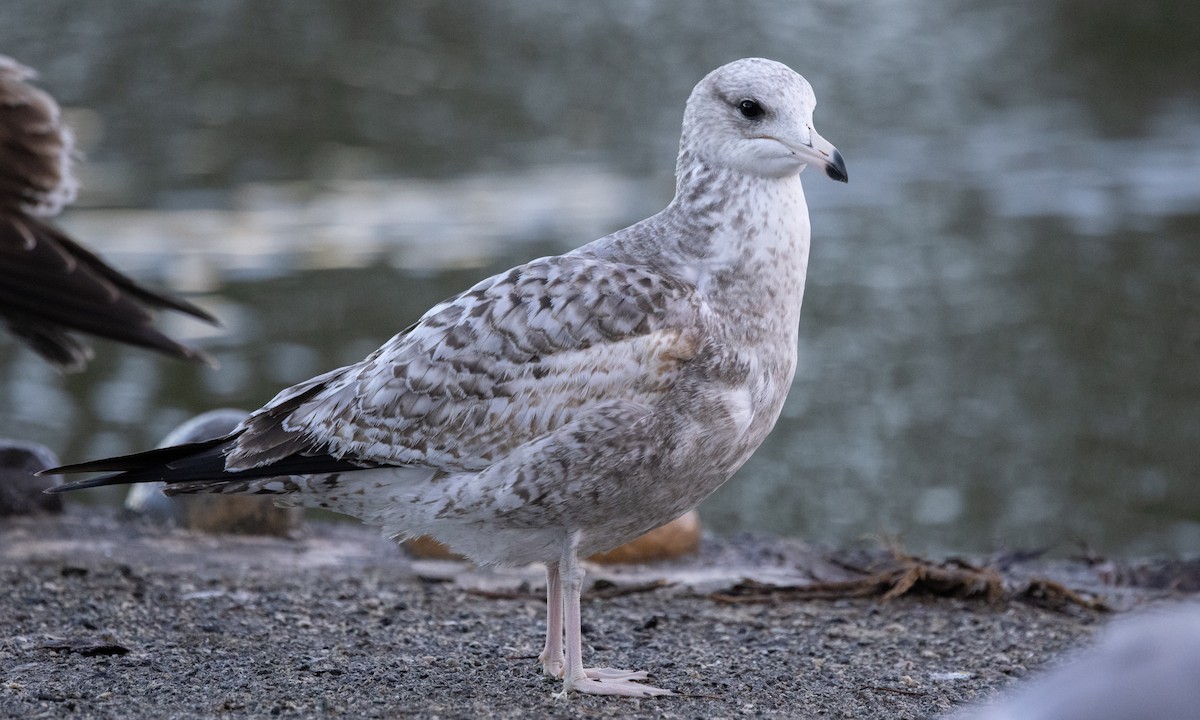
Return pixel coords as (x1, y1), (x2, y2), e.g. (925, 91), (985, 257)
(42, 433), (378, 494)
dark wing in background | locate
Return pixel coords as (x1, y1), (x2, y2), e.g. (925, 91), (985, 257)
(0, 55), (218, 371)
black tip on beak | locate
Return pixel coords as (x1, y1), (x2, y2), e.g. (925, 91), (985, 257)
(824, 148), (848, 183)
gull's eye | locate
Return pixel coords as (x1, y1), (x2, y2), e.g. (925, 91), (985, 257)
(738, 99), (765, 118)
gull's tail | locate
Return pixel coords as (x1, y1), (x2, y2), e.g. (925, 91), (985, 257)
(42, 434), (368, 495)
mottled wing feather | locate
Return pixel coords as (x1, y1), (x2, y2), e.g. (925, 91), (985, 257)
(229, 254), (702, 471)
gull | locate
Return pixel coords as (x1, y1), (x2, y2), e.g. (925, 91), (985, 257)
(0, 55), (217, 371)
(46, 57), (847, 697)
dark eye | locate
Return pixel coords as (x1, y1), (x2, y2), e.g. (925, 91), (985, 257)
(738, 99), (764, 118)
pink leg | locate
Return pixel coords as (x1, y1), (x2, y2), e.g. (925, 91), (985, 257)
(539, 563), (565, 678)
(555, 532), (672, 697)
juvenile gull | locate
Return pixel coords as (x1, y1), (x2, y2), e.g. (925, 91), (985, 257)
(0, 55), (217, 371)
(47, 57), (848, 697)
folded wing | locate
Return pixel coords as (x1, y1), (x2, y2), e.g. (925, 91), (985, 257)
(229, 253), (703, 473)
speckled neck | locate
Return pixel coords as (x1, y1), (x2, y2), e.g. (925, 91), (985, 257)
(595, 149), (812, 343)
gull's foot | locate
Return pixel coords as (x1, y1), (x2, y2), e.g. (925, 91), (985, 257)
(585, 667), (650, 681)
(539, 656), (652, 685)
(539, 651), (566, 678)
(557, 668), (674, 698)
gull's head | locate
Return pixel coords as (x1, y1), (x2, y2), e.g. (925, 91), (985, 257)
(680, 58), (847, 183)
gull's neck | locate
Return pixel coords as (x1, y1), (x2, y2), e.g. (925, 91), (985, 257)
(649, 152), (813, 331)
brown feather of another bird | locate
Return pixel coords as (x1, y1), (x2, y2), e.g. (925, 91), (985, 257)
(0, 55), (217, 370)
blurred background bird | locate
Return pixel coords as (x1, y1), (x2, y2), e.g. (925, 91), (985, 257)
(0, 55), (217, 372)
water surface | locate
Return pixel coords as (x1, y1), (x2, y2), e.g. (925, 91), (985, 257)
(2, 1), (1198, 555)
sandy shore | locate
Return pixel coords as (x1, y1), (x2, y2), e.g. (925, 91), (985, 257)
(1, 508), (1191, 719)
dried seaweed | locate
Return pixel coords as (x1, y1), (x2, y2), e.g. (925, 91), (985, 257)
(711, 548), (1109, 614)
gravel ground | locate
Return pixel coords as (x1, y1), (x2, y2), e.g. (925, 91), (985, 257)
(0, 509), (1186, 719)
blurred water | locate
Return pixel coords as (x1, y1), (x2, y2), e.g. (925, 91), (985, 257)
(1, 0), (1198, 556)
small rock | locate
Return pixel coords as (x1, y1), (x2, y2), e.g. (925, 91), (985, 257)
(0, 440), (63, 516)
(589, 510), (702, 564)
(402, 534), (463, 561)
(124, 409), (302, 536)
(403, 510), (702, 564)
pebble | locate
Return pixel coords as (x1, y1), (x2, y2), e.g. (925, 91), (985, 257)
(124, 408), (302, 536)
(0, 440), (63, 516)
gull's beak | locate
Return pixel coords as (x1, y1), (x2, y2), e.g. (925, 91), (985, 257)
(823, 148), (848, 183)
(756, 123), (847, 182)
(777, 126), (847, 183)
(807, 126), (847, 183)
